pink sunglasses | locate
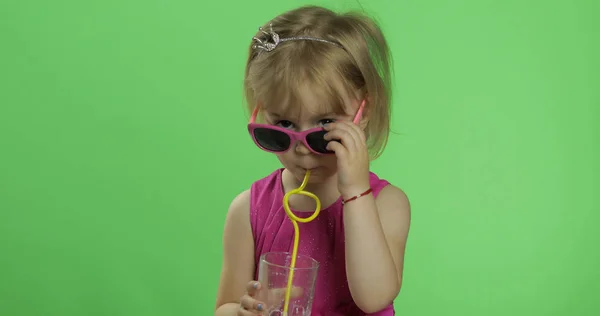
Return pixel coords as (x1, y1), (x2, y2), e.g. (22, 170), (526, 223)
(247, 100), (366, 155)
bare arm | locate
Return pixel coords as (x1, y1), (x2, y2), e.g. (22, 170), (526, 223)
(215, 190), (256, 315)
(344, 184), (411, 313)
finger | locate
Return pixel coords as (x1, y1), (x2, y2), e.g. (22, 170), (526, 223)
(324, 121), (363, 139)
(239, 295), (265, 314)
(326, 140), (348, 159)
(245, 281), (261, 297)
(336, 121), (367, 144)
(236, 305), (258, 316)
(324, 128), (357, 153)
(324, 122), (364, 151)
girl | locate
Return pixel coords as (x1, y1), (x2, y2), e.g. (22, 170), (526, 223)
(215, 5), (410, 316)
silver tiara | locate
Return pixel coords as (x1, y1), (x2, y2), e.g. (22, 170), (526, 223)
(252, 23), (343, 52)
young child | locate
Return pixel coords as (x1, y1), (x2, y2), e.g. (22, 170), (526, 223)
(215, 5), (411, 316)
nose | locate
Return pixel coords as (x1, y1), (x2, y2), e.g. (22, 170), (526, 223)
(294, 140), (312, 155)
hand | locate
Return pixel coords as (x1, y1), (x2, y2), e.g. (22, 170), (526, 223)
(238, 281), (265, 315)
(238, 281), (305, 315)
(323, 121), (371, 199)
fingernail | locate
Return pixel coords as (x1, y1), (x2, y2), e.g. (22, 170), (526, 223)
(253, 282), (259, 289)
(257, 303), (263, 311)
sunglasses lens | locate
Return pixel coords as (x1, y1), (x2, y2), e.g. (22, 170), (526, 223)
(306, 130), (333, 154)
(253, 128), (291, 152)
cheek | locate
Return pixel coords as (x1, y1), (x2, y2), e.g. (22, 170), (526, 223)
(321, 155), (338, 167)
(275, 153), (294, 167)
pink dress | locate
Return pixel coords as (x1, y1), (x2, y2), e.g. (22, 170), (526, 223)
(250, 168), (395, 315)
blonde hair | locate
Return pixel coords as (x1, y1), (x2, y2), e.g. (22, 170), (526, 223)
(244, 5), (392, 159)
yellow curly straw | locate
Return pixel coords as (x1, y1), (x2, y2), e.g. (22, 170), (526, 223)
(281, 169), (321, 315)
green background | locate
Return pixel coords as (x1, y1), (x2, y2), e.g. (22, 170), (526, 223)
(1, 0), (598, 315)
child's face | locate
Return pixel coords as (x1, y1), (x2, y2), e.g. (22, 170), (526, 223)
(262, 95), (361, 184)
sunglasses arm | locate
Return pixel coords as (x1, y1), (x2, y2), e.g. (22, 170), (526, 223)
(249, 105), (260, 124)
(352, 100), (366, 124)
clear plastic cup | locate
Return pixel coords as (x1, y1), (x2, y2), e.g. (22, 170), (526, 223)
(257, 252), (319, 316)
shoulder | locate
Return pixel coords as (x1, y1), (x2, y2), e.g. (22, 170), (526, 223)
(368, 172), (409, 206)
(229, 189), (251, 214)
(374, 181), (411, 234)
(226, 168), (283, 231)
(224, 189), (251, 231)
(376, 184), (410, 211)
(368, 170), (411, 219)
